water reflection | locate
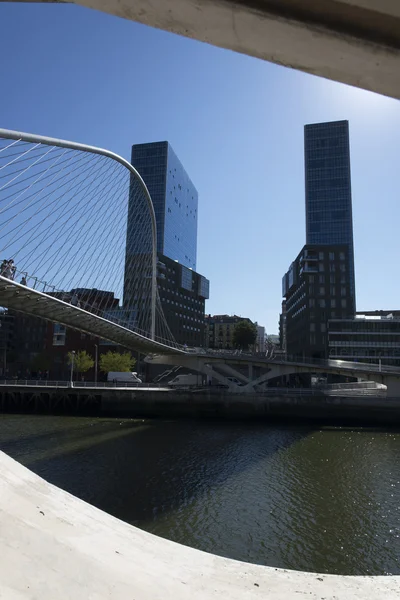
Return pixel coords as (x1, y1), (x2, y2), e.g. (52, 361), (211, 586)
(1, 415), (399, 575)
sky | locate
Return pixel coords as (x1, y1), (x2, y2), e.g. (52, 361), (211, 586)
(0, 3), (399, 334)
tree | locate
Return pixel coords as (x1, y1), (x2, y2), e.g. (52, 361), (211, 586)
(67, 350), (94, 379)
(232, 320), (257, 350)
(99, 351), (136, 374)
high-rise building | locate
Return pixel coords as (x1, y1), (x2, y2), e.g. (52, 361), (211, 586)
(125, 141), (209, 346)
(130, 141), (198, 270)
(304, 120), (355, 309)
(282, 244), (354, 358)
(281, 120), (356, 359)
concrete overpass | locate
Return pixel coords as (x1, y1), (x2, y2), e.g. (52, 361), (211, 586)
(11, 0), (400, 99)
(146, 350), (400, 396)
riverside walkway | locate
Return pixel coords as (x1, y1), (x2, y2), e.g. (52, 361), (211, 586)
(0, 451), (399, 599)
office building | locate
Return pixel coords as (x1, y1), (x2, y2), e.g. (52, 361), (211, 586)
(282, 244), (354, 358)
(129, 141), (198, 270)
(304, 120), (355, 309)
(328, 311), (400, 367)
(281, 120), (356, 359)
(125, 141), (209, 344)
(157, 254), (209, 346)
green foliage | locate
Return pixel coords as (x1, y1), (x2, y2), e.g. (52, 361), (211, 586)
(67, 350), (94, 374)
(232, 320), (257, 350)
(99, 351), (136, 373)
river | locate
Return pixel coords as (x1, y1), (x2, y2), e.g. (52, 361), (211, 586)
(1, 414), (399, 575)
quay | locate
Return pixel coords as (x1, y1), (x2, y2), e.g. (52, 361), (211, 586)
(0, 382), (399, 424)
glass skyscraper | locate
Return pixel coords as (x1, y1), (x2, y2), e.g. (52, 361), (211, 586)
(129, 141), (198, 270)
(304, 120), (355, 308)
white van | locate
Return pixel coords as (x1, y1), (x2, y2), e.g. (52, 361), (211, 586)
(107, 372), (142, 384)
(168, 374), (200, 387)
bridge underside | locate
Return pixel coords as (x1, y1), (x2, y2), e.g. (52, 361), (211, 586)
(72, 0), (400, 99)
(0, 277), (183, 356)
(146, 353), (400, 395)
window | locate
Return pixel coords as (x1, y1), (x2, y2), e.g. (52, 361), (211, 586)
(319, 274), (325, 283)
(320, 323), (326, 332)
(319, 286), (325, 295)
(341, 299), (347, 308)
(329, 263), (336, 272)
(319, 252), (324, 260)
(310, 333), (316, 345)
(319, 299), (326, 308)
(331, 299), (336, 308)
(340, 274), (346, 283)
(341, 287), (346, 296)
(340, 252), (345, 260)
(329, 252), (335, 260)
(340, 264), (346, 272)
(331, 310), (336, 318)
(319, 262), (324, 272)
(330, 286), (336, 296)
(309, 298), (315, 307)
(309, 285), (314, 295)
(309, 275), (314, 283)
(310, 323), (315, 332)
(330, 274), (335, 284)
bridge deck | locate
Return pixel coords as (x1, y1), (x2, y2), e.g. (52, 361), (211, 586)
(0, 277), (183, 355)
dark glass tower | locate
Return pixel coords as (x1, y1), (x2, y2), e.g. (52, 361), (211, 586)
(304, 120), (355, 310)
(129, 141), (198, 270)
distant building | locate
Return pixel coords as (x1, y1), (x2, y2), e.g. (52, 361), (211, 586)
(279, 300), (287, 353)
(156, 254), (209, 347)
(305, 120), (356, 310)
(256, 325), (265, 353)
(205, 314), (254, 350)
(282, 244), (354, 359)
(328, 311), (400, 367)
(6, 289), (120, 379)
(0, 310), (14, 376)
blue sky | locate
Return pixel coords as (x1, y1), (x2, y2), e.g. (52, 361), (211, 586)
(1, 3), (399, 334)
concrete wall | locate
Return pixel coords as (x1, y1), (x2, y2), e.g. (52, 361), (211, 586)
(1, 449), (400, 598)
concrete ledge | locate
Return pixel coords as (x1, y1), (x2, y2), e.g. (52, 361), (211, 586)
(1, 450), (400, 598)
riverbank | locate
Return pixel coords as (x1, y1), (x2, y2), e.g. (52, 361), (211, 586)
(1, 449), (399, 599)
(1, 384), (400, 424)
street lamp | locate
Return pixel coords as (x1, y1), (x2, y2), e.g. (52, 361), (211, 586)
(70, 350), (76, 388)
(94, 344), (98, 385)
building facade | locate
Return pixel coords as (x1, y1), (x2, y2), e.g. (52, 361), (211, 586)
(125, 141), (209, 344)
(157, 254), (209, 347)
(130, 141), (198, 270)
(328, 312), (400, 367)
(304, 120), (355, 309)
(282, 244), (354, 358)
(205, 315), (254, 350)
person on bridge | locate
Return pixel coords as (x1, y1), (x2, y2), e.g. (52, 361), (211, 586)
(0, 259), (16, 280)
(20, 275), (27, 286)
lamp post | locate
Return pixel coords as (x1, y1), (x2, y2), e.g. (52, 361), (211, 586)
(70, 350), (75, 388)
(94, 344), (98, 385)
